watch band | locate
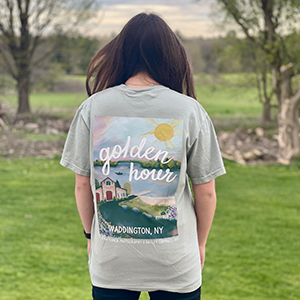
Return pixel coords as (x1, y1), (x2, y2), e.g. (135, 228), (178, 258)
(83, 229), (91, 239)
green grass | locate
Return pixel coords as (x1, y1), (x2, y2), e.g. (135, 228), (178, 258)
(3, 92), (87, 109)
(0, 157), (149, 300)
(2, 73), (280, 131)
(3, 84), (264, 130)
(196, 84), (262, 119)
(62, 75), (86, 83)
(193, 72), (278, 130)
(2, 92), (87, 120)
(0, 157), (299, 299)
(30, 92), (87, 108)
(204, 160), (300, 300)
(15, 130), (67, 142)
(2, 73), (266, 122)
(0, 73), (297, 299)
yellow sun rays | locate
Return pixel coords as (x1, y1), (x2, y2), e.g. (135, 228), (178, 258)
(140, 118), (183, 150)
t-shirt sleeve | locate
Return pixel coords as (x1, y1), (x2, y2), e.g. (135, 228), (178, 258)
(187, 114), (226, 184)
(60, 103), (91, 177)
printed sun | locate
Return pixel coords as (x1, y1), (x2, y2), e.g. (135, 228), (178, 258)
(141, 119), (183, 149)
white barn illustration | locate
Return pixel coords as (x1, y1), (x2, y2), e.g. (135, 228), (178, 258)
(96, 177), (128, 202)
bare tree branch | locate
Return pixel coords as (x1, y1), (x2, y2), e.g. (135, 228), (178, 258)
(219, 0), (265, 51)
(0, 47), (18, 79)
(30, 45), (56, 69)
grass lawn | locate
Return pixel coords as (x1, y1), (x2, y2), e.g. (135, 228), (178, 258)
(205, 160), (300, 300)
(196, 84), (262, 119)
(196, 84), (266, 131)
(29, 93), (87, 108)
(41, 85), (261, 120)
(1, 73), (273, 130)
(0, 157), (299, 299)
(194, 72), (274, 122)
(2, 92), (87, 119)
(1, 74), (298, 298)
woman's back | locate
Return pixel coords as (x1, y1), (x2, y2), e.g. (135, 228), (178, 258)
(61, 83), (225, 292)
(60, 12), (226, 299)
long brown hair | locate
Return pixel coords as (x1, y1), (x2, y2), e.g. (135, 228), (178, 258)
(86, 13), (196, 99)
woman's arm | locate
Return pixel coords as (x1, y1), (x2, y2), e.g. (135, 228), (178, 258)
(75, 173), (94, 255)
(192, 179), (217, 269)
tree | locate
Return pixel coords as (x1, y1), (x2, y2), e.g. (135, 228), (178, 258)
(95, 179), (100, 189)
(0, 0), (98, 118)
(123, 182), (132, 195)
(200, 0), (300, 162)
(183, 38), (206, 74)
(217, 31), (256, 74)
(50, 34), (100, 75)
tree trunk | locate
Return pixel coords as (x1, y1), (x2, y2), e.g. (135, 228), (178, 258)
(278, 97), (300, 162)
(277, 64), (300, 162)
(271, 65), (281, 105)
(17, 70), (31, 117)
(262, 100), (272, 129)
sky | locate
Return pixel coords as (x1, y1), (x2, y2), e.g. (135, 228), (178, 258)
(93, 116), (183, 197)
(84, 0), (222, 38)
(93, 116), (183, 162)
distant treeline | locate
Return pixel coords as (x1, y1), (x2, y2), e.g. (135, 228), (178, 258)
(26, 30), (300, 91)
(94, 159), (181, 170)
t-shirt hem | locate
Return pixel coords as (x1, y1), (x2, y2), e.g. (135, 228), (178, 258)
(60, 158), (90, 177)
(190, 166), (226, 185)
(90, 280), (201, 293)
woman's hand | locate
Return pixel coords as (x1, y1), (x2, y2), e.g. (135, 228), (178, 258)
(193, 180), (216, 271)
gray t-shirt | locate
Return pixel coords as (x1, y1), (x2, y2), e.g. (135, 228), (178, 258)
(60, 84), (226, 293)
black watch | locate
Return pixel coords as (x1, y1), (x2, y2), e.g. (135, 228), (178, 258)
(83, 229), (91, 239)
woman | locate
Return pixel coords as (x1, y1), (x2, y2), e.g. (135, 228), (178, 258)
(61, 12), (225, 300)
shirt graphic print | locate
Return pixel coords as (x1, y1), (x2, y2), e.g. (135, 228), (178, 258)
(93, 116), (183, 240)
